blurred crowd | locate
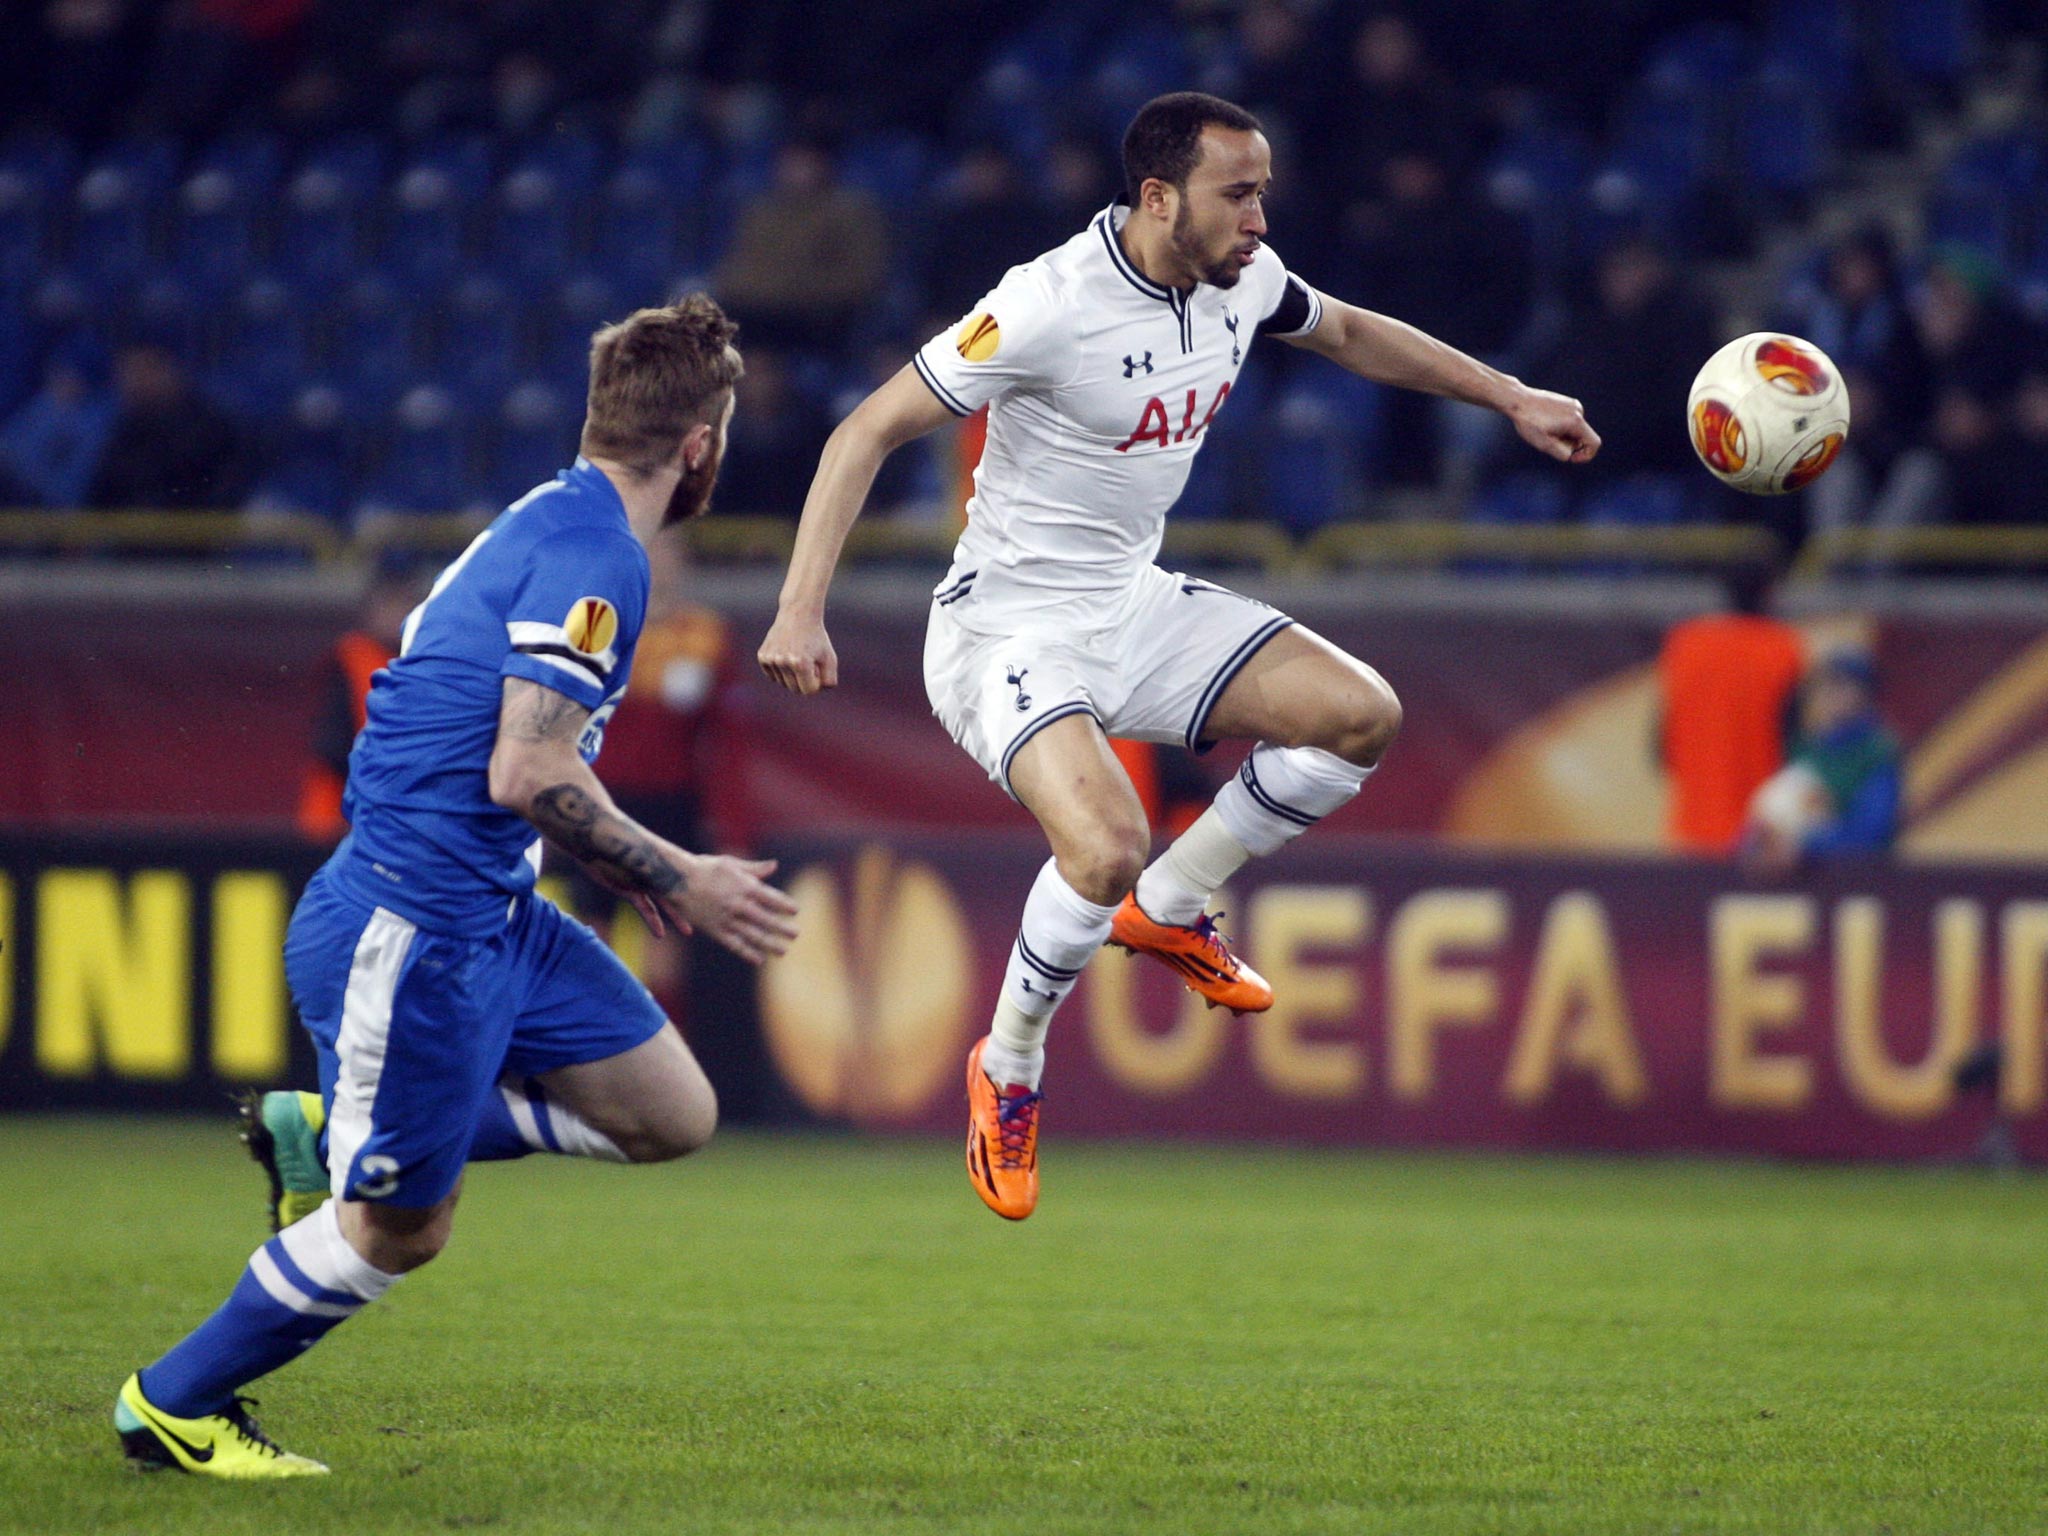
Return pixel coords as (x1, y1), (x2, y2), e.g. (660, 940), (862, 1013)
(1, 0), (2044, 548)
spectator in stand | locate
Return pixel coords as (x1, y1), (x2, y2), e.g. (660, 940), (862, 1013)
(1340, 144), (1532, 485)
(1745, 646), (1902, 873)
(1775, 227), (1932, 434)
(923, 144), (1060, 323)
(1967, 366), (2048, 529)
(0, 335), (117, 508)
(1917, 244), (2034, 407)
(713, 345), (831, 516)
(296, 561), (420, 843)
(1318, 12), (1479, 233)
(1656, 558), (1806, 857)
(1529, 237), (1718, 504)
(87, 341), (249, 510)
(713, 135), (888, 352)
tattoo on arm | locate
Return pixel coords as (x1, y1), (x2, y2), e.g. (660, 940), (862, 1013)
(528, 784), (684, 898)
(503, 680), (589, 743)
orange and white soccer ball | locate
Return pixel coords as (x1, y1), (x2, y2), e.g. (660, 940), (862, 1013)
(1686, 332), (1851, 494)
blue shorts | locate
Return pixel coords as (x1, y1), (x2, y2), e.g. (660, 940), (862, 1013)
(283, 864), (668, 1209)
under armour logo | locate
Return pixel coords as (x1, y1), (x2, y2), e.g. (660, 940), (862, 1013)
(1224, 311), (1241, 365)
(1019, 976), (1054, 999)
(1007, 665), (1032, 712)
(1123, 352), (1154, 377)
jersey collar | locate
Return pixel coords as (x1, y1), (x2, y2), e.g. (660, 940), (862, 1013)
(1095, 202), (1185, 306)
(1095, 203), (1196, 353)
(566, 455), (631, 526)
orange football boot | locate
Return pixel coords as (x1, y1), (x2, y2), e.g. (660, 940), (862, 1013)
(1108, 894), (1274, 1012)
(965, 1037), (1041, 1221)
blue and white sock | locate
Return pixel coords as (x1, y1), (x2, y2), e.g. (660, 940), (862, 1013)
(138, 1201), (397, 1418)
(467, 1075), (628, 1163)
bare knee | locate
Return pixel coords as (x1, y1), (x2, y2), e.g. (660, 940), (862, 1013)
(1054, 822), (1149, 906)
(1330, 675), (1403, 767)
(613, 1077), (718, 1163)
(341, 1199), (455, 1274)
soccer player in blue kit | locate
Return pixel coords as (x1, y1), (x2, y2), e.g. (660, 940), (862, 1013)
(115, 296), (799, 1478)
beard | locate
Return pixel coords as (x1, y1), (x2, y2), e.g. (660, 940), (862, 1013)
(1172, 200), (1244, 288)
(661, 438), (725, 527)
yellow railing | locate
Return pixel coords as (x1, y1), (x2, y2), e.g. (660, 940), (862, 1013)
(9, 508), (2048, 582)
(1793, 526), (2048, 580)
(0, 509), (342, 563)
(1302, 521), (1784, 572)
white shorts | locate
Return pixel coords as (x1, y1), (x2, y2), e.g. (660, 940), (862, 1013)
(923, 564), (1294, 796)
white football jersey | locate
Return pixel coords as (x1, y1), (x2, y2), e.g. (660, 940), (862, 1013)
(913, 202), (1323, 632)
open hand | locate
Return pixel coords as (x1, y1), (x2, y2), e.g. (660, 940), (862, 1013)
(665, 854), (800, 966)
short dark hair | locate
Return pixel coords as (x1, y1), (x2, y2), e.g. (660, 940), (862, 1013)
(1121, 92), (1262, 206)
(580, 294), (742, 473)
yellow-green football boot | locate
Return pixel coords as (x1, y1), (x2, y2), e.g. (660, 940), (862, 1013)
(238, 1090), (330, 1232)
(115, 1372), (328, 1478)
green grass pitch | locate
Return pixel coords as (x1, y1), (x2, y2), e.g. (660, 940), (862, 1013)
(3, 1116), (2045, 1535)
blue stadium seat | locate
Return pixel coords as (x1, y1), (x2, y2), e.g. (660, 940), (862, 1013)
(428, 276), (528, 403)
(541, 277), (625, 399)
(1760, 0), (1857, 105)
(487, 166), (581, 293)
(277, 165), (370, 288)
(1644, 21), (1751, 90)
(381, 165), (470, 294)
(87, 134), (182, 198)
(190, 131), (287, 195)
(1257, 373), (1383, 534)
(591, 166), (683, 298)
(840, 132), (931, 218)
(208, 277), (313, 422)
(296, 131), (386, 199)
(1740, 67), (1832, 197)
(0, 131), (79, 200)
(1924, 184), (2015, 267)
(333, 278), (427, 414)
(397, 132), (496, 201)
(169, 168), (260, 298)
(1611, 81), (1717, 202)
(68, 162), (160, 294)
(1087, 20), (1191, 139)
(487, 380), (578, 507)
(360, 384), (474, 516)
(614, 135), (711, 207)
(0, 170), (50, 298)
(507, 130), (607, 190)
(247, 383), (359, 521)
(123, 275), (203, 364)
(1886, 0), (1978, 85)
(1469, 472), (1569, 525)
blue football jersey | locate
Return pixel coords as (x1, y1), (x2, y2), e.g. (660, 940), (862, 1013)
(332, 458), (650, 935)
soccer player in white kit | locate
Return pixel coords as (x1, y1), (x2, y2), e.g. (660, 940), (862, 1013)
(759, 93), (1600, 1220)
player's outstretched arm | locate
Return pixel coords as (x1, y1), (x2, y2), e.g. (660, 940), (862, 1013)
(488, 678), (799, 964)
(1286, 293), (1601, 465)
(759, 364), (955, 696)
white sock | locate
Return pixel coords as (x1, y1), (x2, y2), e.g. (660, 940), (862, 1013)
(984, 859), (1119, 1089)
(501, 1077), (631, 1162)
(281, 1199), (401, 1303)
(1133, 807), (1254, 925)
(1212, 744), (1373, 857)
